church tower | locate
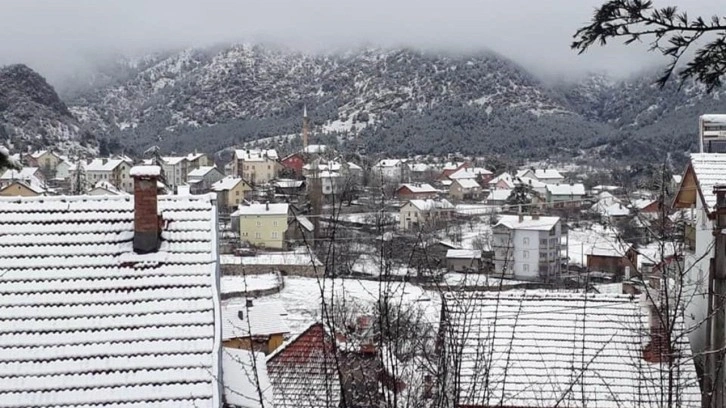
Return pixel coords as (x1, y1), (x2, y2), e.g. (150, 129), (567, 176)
(302, 104), (310, 150)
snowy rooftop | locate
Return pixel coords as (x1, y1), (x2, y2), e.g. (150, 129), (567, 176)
(130, 165), (161, 177)
(496, 214), (560, 231)
(86, 158), (130, 172)
(212, 176), (244, 191)
(187, 166), (218, 178)
(488, 172), (515, 188)
(446, 249), (482, 259)
(408, 198), (454, 211)
(690, 153), (726, 210)
(0, 194), (221, 407)
(161, 156), (186, 165)
(449, 167), (492, 179)
(444, 291), (701, 407)
(374, 159), (404, 168)
(398, 183), (437, 193)
(453, 178), (481, 189)
(535, 168), (565, 180)
(220, 249), (323, 267)
(0, 167), (39, 181)
(700, 114), (726, 124)
(546, 183), (586, 196)
(221, 300), (290, 340)
(486, 189), (512, 201)
(222, 349), (274, 408)
(275, 179), (304, 189)
(236, 202), (289, 216)
(235, 148), (279, 162)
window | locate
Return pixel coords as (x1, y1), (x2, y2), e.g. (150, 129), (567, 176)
(272, 231), (279, 239)
(255, 232), (261, 239)
(540, 239), (547, 246)
(256, 221), (261, 227)
(273, 221), (278, 227)
(523, 264), (529, 272)
(241, 232), (248, 237)
(235, 190), (240, 196)
(268, 165), (271, 170)
(523, 250), (529, 259)
(523, 237), (529, 245)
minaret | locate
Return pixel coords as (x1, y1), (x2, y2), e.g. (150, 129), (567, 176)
(302, 104), (310, 150)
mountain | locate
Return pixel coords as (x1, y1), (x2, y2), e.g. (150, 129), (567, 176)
(62, 44), (726, 163)
(0, 64), (96, 154)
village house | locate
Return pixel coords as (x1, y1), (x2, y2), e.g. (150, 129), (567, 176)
(186, 151), (211, 170)
(395, 183), (438, 200)
(372, 159), (409, 183)
(232, 149), (280, 185)
(26, 149), (62, 173)
(222, 299), (290, 354)
(487, 171), (515, 190)
(237, 202), (290, 249)
(409, 162), (435, 182)
(438, 161), (469, 180)
(0, 165), (228, 407)
(0, 180), (45, 197)
(517, 168), (566, 184)
(545, 183), (587, 207)
(586, 243), (638, 279)
(158, 156), (189, 191)
(399, 198), (454, 230)
(0, 166), (45, 189)
(211, 176), (252, 213)
(442, 291), (701, 407)
(274, 178), (306, 197)
(485, 188), (512, 205)
(446, 249), (483, 272)
(85, 157), (134, 193)
(187, 166), (225, 193)
(492, 214), (562, 281)
(515, 176), (548, 196)
(673, 152), (726, 362)
(87, 180), (127, 196)
(449, 178), (482, 200)
(280, 152), (305, 177)
(448, 166), (493, 184)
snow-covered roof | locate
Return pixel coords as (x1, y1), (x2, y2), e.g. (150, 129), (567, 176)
(129, 165), (161, 177)
(0, 167), (39, 181)
(449, 167), (492, 179)
(453, 178), (481, 189)
(275, 179), (305, 189)
(444, 291), (700, 407)
(446, 249), (482, 259)
(186, 152), (206, 162)
(398, 183), (437, 194)
(534, 168), (565, 180)
(302, 144), (328, 154)
(162, 156), (186, 165)
(408, 198), (454, 211)
(212, 176), (245, 192)
(90, 180), (125, 195)
(374, 159), (404, 168)
(690, 153), (726, 210)
(488, 172), (515, 188)
(220, 249), (323, 267)
(222, 300), (290, 340)
(187, 166), (218, 178)
(410, 163), (431, 172)
(222, 349), (274, 408)
(234, 149), (279, 162)
(495, 214), (560, 231)
(295, 215), (314, 232)
(700, 114), (726, 124)
(585, 242), (633, 258)
(86, 158), (129, 172)
(486, 189), (512, 201)
(672, 175), (683, 184)
(633, 198), (657, 210)
(0, 194), (222, 407)
(516, 176), (547, 188)
(546, 183), (586, 196)
(236, 202), (289, 216)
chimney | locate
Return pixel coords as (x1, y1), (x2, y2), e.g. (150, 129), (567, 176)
(237, 310), (244, 320)
(265, 202), (270, 211)
(246, 298), (254, 308)
(532, 212), (540, 220)
(642, 277), (671, 363)
(102, 158), (108, 165)
(131, 165), (162, 254)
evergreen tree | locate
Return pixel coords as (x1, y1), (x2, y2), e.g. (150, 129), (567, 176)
(72, 159), (89, 195)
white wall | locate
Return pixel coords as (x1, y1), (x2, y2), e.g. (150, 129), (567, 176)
(513, 229), (540, 280)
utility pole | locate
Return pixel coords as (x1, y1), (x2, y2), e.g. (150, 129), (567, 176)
(707, 185), (726, 408)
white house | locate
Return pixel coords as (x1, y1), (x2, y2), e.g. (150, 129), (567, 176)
(372, 159), (409, 183)
(187, 166), (225, 193)
(399, 198), (454, 230)
(545, 183), (587, 207)
(492, 214), (561, 281)
(674, 153), (726, 362)
(488, 172), (515, 190)
(85, 157), (134, 193)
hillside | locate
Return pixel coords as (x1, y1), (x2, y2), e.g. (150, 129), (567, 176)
(62, 45), (726, 163)
(0, 64), (95, 154)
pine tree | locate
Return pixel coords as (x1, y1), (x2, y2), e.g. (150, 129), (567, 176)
(72, 160), (88, 195)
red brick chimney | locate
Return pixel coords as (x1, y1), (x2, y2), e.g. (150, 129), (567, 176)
(642, 276), (672, 363)
(130, 165), (162, 254)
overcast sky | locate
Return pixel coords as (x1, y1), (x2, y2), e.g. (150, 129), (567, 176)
(0, 0), (722, 84)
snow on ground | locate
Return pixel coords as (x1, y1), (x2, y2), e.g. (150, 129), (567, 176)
(440, 217), (492, 251)
(565, 223), (620, 266)
(220, 273), (281, 294)
(259, 276), (440, 335)
(349, 254), (429, 277)
(442, 273), (528, 287)
(455, 204), (498, 216)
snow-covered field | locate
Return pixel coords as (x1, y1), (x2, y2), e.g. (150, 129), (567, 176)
(220, 273), (282, 294)
(259, 276), (440, 335)
(442, 273), (528, 287)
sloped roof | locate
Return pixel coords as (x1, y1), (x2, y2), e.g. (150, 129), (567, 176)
(222, 349), (274, 408)
(295, 215), (314, 232)
(496, 214), (560, 230)
(187, 166), (219, 178)
(486, 189), (512, 201)
(546, 183), (586, 196)
(0, 180), (45, 195)
(212, 176), (245, 192)
(453, 178), (481, 189)
(266, 323), (341, 408)
(222, 300), (290, 340)
(162, 156), (187, 165)
(689, 153), (726, 210)
(374, 159), (403, 168)
(275, 179), (305, 189)
(408, 198), (454, 211)
(444, 291), (701, 408)
(450, 167), (492, 179)
(0, 167), (39, 180)
(234, 149), (278, 162)
(398, 183), (437, 194)
(86, 158), (129, 172)
(0, 194), (222, 407)
(488, 172), (515, 188)
(446, 249), (482, 259)
(236, 203), (289, 216)
(535, 168), (565, 180)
